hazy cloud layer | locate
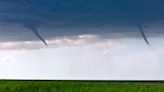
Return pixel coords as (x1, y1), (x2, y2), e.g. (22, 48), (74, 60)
(0, 37), (164, 80)
(0, 34), (121, 50)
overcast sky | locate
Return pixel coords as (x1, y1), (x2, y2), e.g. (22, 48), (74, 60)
(0, 25), (164, 80)
(0, 0), (164, 80)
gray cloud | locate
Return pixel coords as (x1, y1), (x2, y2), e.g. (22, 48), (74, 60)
(0, 0), (164, 46)
(0, 23), (163, 42)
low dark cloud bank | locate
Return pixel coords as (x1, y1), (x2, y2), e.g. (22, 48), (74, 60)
(0, 0), (164, 43)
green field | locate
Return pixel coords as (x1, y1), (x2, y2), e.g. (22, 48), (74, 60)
(0, 81), (164, 92)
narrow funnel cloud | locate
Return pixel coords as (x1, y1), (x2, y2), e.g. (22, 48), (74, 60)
(23, 24), (48, 47)
(137, 25), (150, 46)
(30, 28), (48, 47)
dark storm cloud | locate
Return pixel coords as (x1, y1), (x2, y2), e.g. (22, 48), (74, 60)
(0, 0), (164, 45)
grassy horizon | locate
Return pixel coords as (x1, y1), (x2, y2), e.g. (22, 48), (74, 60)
(0, 80), (164, 92)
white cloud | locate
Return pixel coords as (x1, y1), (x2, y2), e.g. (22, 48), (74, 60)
(0, 34), (164, 80)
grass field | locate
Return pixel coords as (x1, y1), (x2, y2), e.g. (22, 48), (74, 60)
(0, 80), (164, 92)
